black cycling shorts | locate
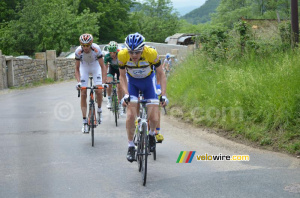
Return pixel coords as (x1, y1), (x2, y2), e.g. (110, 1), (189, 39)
(107, 66), (120, 80)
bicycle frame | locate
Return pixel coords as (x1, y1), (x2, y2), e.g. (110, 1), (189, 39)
(107, 78), (120, 126)
(133, 98), (159, 186)
(78, 77), (106, 146)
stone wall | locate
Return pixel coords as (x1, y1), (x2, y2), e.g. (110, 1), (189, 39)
(56, 58), (76, 81)
(145, 42), (191, 61)
(0, 43), (193, 90)
(12, 59), (47, 87)
(0, 53), (8, 89)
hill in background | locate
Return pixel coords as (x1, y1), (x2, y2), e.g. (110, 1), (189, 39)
(181, 0), (221, 24)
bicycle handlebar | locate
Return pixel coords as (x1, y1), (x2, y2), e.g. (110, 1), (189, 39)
(106, 81), (120, 85)
(124, 95), (167, 114)
(77, 85), (107, 98)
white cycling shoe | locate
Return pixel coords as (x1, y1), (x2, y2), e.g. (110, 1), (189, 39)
(107, 100), (112, 109)
(97, 110), (102, 124)
(82, 123), (89, 133)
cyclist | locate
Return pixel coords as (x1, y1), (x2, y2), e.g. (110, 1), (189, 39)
(75, 33), (107, 133)
(162, 53), (172, 73)
(137, 46), (164, 143)
(104, 41), (123, 113)
(118, 32), (169, 162)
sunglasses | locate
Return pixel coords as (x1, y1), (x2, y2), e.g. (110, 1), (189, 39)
(128, 50), (142, 55)
(81, 44), (91, 47)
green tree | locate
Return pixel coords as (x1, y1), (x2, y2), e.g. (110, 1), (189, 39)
(77, 0), (101, 13)
(211, 0), (252, 27)
(131, 0), (180, 43)
(0, 0), (23, 23)
(96, 0), (132, 43)
(251, 0), (291, 19)
(212, 0), (292, 27)
(0, 0), (99, 56)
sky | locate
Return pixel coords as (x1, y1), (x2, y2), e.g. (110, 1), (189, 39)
(171, 0), (206, 8)
(171, 0), (206, 15)
(137, 0), (207, 16)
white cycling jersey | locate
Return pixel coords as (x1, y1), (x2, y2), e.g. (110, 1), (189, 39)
(75, 43), (104, 86)
(164, 58), (172, 67)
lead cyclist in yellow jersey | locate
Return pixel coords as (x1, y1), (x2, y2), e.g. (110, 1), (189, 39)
(118, 32), (169, 162)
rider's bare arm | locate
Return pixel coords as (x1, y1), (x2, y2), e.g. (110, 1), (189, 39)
(156, 65), (167, 96)
(98, 58), (107, 83)
(75, 60), (80, 82)
(119, 68), (128, 95)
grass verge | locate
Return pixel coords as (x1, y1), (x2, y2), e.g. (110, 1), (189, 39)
(167, 50), (300, 155)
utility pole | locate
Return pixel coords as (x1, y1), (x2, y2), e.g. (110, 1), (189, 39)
(291, 0), (299, 46)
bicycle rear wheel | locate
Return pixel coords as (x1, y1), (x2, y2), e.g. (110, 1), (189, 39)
(141, 122), (148, 186)
(90, 105), (95, 147)
(153, 140), (156, 160)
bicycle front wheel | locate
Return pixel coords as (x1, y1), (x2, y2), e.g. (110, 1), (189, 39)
(90, 105), (95, 147)
(114, 96), (118, 126)
(141, 122), (148, 186)
(137, 132), (142, 172)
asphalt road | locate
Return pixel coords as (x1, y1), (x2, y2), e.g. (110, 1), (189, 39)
(0, 80), (299, 198)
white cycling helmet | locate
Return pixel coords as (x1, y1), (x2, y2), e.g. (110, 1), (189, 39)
(79, 33), (93, 45)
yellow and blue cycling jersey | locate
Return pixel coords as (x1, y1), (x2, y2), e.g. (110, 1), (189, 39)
(118, 46), (161, 102)
(118, 46), (161, 78)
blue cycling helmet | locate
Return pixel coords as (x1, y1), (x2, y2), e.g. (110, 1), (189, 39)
(166, 53), (170, 59)
(125, 32), (145, 51)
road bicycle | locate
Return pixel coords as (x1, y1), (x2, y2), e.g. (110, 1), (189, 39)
(107, 78), (120, 126)
(134, 99), (158, 186)
(130, 95), (167, 186)
(78, 76), (106, 147)
(137, 92), (167, 161)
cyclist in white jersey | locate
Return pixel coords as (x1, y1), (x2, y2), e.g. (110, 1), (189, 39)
(162, 53), (172, 73)
(75, 33), (107, 133)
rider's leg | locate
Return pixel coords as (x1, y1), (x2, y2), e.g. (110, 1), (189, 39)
(81, 89), (88, 118)
(140, 72), (159, 150)
(95, 89), (103, 108)
(116, 70), (123, 103)
(156, 108), (161, 133)
(92, 67), (103, 123)
(79, 66), (89, 132)
(107, 76), (113, 98)
(117, 84), (123, 103)
(107, 66), (114, 106)
(126, 102), (138, 141)
(107, 76), (113, 108)
(126, 102), (138, 162)
(147, 104), (159, 133)
(81, 89), (88, 133)
(147, 104), (159, 151)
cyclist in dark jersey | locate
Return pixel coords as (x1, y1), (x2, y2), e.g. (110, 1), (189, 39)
(104, 41), (123, 111)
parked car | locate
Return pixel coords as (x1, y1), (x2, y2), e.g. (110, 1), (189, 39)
(16, 55), (32, 59)
(65, 52), (75, 59)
